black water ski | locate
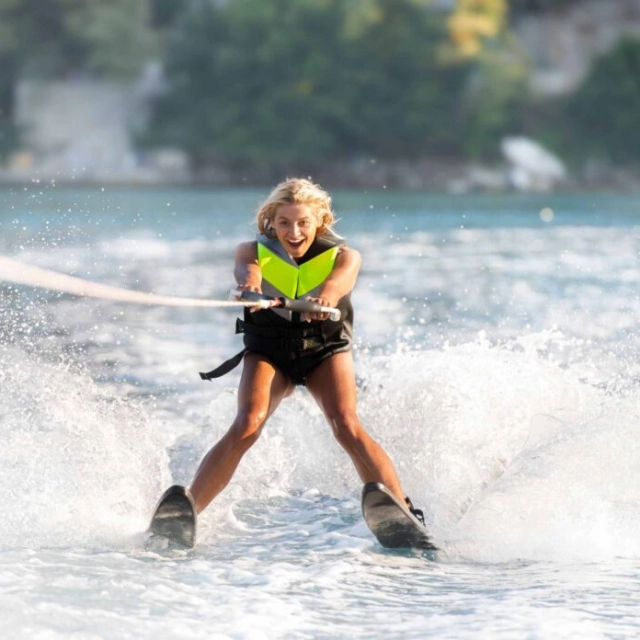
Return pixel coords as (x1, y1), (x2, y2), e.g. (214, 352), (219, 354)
(362, 482), (437, 551)
(148, 485), (197, 549)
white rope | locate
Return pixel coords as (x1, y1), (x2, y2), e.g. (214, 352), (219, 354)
(0, 256), (257, 309)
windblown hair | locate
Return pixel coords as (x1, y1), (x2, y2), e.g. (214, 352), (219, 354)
(256, 178), (335, 238)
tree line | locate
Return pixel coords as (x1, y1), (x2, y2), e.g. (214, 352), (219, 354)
(1, 0), (638, 173)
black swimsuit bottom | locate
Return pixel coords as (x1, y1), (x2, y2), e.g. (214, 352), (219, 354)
(240, 318), (351, 386)
(246, 339), (351, 386)
(199, 315), (352, 386)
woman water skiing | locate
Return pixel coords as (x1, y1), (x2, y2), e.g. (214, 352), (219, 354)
(185, 178), (422, 521)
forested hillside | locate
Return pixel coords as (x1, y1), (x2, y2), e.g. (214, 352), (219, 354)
(1, 0), (638, 187)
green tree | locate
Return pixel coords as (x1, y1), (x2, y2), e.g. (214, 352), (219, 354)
(457, 35), (529, 156)
(145, 0), (480, 172)
(564, 37), (640, 165)
(146, 0), (352, 171)
(340, 0), (471, 157)
(0, 0), (156, 78)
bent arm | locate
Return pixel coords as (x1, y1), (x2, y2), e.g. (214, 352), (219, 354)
(234, 241), (262, 293)
(316, 246), (362, 308)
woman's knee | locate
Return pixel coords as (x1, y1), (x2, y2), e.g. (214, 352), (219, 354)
(327, 410), (363, 447)
(228, 409), (267, 448)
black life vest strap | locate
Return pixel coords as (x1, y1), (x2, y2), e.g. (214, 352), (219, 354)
(199, 349), (246, 381)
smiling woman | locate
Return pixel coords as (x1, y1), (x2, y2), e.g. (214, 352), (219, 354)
(272, 204), (319, 259)
(152, 177), (427, 545)
(256, 178), (336, 242)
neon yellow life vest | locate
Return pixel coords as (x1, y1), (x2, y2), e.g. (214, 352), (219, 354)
(257, 233), (343, 299)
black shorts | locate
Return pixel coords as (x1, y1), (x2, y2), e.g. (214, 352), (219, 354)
(246, 343), (350, 386)
(199, 315), (352, 385)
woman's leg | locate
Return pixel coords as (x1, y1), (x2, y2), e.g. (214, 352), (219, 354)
(190, 353), (293, 513)
(305, 351), (405, 502)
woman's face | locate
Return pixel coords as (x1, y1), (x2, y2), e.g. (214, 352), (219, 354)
(272, 204), (319, 258)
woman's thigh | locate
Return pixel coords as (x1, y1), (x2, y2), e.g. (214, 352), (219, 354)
(237, 352), (295, 420)
(305, 351), (358, 417)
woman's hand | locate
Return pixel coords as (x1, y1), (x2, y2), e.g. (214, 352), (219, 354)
(300, 247), (360, 322)
(233, 283), (262, 300)
(234, 283), (264, 313)
(301, 296), (334, 322)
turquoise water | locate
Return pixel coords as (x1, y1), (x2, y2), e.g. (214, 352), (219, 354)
(1, 186), (640, 638)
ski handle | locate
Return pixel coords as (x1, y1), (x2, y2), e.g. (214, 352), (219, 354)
(230, 290), (341, 321)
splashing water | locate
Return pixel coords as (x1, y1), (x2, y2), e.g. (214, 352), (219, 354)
(2, 187), (640, 638)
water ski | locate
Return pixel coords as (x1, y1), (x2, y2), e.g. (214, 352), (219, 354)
(148, 485), (197, 549)
(362, 482), (437, 551)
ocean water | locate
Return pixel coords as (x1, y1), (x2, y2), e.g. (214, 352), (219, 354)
(1, 185), (640, 638)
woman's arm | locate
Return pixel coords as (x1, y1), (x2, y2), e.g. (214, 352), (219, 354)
(233, 241), (261, 293)
(303, 246), (361, 321)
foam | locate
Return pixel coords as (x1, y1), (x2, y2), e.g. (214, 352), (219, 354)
(0, 342), (170, 549)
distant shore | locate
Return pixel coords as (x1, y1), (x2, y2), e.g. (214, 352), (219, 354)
(2, 155), (639, 194)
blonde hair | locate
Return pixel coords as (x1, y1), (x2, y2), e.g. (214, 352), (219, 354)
(256, 178), (335, 238)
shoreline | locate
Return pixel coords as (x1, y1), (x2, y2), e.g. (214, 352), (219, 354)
(2, 159), (639, 194)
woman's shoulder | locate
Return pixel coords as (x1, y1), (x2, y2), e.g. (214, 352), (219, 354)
(235, 240), (258, 260)
(337, 244), (361, 260)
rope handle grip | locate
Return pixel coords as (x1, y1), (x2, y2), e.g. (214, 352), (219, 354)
(230, 290), (341, 321)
